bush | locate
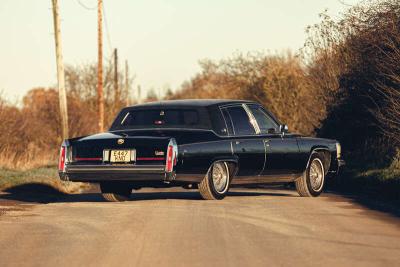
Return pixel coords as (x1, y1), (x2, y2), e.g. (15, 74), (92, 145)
(0, 60), (133, 169)
(304, 0), (400, 166)
(169, 52), (325, 135)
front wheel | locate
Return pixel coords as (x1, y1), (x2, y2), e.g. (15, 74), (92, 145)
(100, 182), (132, 202)
(295, 154), (326, 197)
(199, 162), (230, 200)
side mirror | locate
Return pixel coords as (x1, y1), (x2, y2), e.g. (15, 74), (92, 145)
(280, 124), (289, 133)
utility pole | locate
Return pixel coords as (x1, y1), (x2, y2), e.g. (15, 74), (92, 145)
(97, 0), (104, 132)
(125, 60), (129, 106)
(114, 48), (119, 109)
(51, 0), (69, 140)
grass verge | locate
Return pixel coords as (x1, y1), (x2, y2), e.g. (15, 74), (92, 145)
(327, 168), (400, 206)
(0, 166), (89, 194)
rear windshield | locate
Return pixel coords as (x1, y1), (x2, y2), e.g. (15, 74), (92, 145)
(111, 109), (208, 130)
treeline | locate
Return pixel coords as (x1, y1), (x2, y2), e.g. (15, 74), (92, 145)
(0, 61), (133, 169)
(0, 0), (399, 170)
(168, 0), (400, 168)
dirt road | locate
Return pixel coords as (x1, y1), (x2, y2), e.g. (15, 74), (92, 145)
(0, 187), (399, 267)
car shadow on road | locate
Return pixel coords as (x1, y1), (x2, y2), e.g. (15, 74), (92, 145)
(0, 183), (294, 204)
(325, 190), (400, 219)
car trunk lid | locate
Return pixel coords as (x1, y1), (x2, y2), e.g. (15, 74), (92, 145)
(71, 132), (171, 165)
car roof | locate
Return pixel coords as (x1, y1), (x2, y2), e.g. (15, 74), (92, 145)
(127, 99), (258, 109)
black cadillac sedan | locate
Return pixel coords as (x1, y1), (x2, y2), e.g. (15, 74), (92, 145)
(58, 99), (344, 201)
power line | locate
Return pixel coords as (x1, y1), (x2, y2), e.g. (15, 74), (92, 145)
(102, 0), (113, 54)
(76, 0), (96, 10)
(76, 0), (112, 55)
(337, 0), (353, 7)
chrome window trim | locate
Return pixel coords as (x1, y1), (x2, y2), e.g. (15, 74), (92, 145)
(246, 104), (280, 135)
(242, 104), (261, 134)
(120, 112), (130, 125)
(111, 103), (283, 139)
(219, 103), (259, 136)
(218, 107), (229, 135)
(225, 108), (236, 136)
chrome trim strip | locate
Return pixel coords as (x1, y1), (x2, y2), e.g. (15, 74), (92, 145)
(219, 106), (230, 135)
(258, 139), (268, 176)
(66, 165), (165, 173)
(231, 173), (302, 184)
(242, 104), (261, 134)
(120, 112), (130, 125)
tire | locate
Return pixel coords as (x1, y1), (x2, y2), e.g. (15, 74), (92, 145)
(100, 182), (131, 202)
(295, 154), (326, 197)
(199, 162), (230, 200)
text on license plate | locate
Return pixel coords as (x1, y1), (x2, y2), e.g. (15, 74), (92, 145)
(110, 150), (135, 163)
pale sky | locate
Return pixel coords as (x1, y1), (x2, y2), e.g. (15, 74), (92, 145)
(0, 0), (360, 101)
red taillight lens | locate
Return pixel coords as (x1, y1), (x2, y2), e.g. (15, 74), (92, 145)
(165, 139), (178, 173)
(165, 145), (173, 172)
(58, 146), (66, 172)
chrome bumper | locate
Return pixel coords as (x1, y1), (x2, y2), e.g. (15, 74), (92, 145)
(60, 164), (173, 182)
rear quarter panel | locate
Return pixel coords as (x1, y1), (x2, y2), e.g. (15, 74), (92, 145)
(174, 129), (236, 180)
(177, 140), (234, 176)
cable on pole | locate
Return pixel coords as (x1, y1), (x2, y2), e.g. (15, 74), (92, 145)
(76, 0), (97, 10)
(102, 0), (113, 54)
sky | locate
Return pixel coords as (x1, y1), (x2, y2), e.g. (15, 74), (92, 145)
(0, 0), (360, 101)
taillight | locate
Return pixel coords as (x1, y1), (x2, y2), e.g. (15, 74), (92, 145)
(58, 146), (66, 172)
(166, 145), (173, 172)
(165, 139), (177, 173)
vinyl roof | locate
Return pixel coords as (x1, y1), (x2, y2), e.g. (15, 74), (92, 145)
(128, 99), (257, 109)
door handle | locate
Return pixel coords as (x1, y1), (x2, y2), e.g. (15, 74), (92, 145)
(264, 140), (270, 147)
(235, 141), (240, 145)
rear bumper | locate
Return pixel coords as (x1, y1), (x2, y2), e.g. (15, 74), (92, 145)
(60, 164), (173, 182)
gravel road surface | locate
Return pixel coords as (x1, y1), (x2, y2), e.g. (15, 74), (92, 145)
(0, 187), (399, 267)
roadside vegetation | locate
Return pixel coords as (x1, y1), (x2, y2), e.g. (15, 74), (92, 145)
(0, 60), (133, 170)
(167, 0), (400, 199)
(0, 0), (399, 200)
(0, 167), (87, 193)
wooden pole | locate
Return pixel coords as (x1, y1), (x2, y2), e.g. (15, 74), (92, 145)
(125, 60), (129, 106)
(137, 85), (141, 103)
(97, 0), (104, 132)
(114, 48), (119, 108)
(51, 0), (69, 139)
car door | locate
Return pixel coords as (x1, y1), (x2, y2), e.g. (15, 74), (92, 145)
(220, 105), (265, 177)
(246, 104), (302, 175)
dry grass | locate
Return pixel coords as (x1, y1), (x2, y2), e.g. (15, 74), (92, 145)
(0, 147), (56, 171)
(0, 167), (89, 193)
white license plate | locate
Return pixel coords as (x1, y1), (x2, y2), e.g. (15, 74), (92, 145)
(110, 150), (135, 163)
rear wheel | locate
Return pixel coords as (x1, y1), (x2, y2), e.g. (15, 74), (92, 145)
(100, 182), (131, 202)
(295, 154), (325, 197)
(199, 162), (230, 200)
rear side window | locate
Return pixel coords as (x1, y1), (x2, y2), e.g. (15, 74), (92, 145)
(223, 106), (255, 135)
(221, 108), (234, 135)
(118, 109), (200, 128)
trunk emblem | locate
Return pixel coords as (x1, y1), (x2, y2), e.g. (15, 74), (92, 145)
(117, 139), (125, 145)
(155, 151), (164, 156)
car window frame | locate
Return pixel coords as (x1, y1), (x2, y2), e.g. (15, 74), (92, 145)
(219, 103), (260, 137)
(246, 104), (281, 135)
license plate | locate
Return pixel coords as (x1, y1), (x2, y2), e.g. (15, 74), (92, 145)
(110, 150), (135, 163)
